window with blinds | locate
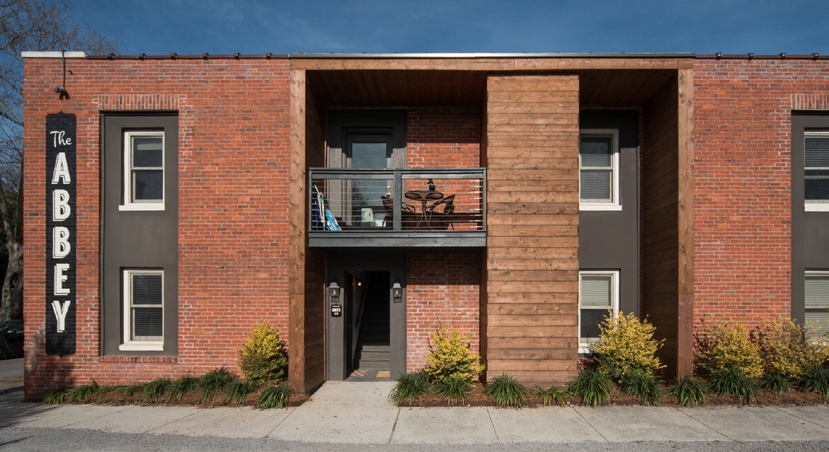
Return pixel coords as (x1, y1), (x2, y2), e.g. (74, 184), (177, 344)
(805, 132), (829, 209)
(805, 271), (829, 337)
(579, 271), (619, 352)
(579, 130), (620, 210)
(122, 131), (165, 211)
(121, 269), (164, 350)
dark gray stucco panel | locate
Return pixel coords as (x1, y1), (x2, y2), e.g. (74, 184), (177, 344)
(579, 110), (640, 315)
(791, 113), (829, 323)
(102, 114), (178, 356)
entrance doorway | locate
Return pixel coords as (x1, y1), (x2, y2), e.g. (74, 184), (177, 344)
(326, 250), (406, 381)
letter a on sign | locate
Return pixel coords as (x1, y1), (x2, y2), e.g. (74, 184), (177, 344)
(45, 113), (76, 356)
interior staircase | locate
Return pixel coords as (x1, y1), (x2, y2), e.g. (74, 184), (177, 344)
(355, 275), (390, 370)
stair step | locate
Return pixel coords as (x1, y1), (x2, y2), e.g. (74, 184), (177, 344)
(360, 350), (390, 361)
(358, 360), (390, 369)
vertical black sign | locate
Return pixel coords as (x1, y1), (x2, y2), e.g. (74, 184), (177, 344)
(45, 113), (76, 355)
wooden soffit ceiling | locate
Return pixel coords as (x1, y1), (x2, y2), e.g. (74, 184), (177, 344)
(303, 64), (681, 108)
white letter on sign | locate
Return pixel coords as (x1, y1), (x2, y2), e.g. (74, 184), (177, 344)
(54, 263), (70, 296)
(53, 227), (71, 259)
(51, 300), (71, 333)
(51, 152), (71, 185)
(53, 189), (71, 221)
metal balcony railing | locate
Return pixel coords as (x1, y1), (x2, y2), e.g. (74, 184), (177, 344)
(309, 168), (486, 233)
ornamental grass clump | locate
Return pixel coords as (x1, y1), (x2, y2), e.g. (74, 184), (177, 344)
(533, 385), (570, 407)
(389, 370), (430, 406)
(799, 362), (829, 397)
(592, 312), (665, 382)
(198, 367), (237, 402)
(568, 368), (613, 407)
(620, 370), (661, 405)
(141, 377), (171, 403)
(708, 367), (760, 404)
(238, 320), (288, 384)
(695, 320), (764, 380)
(484, 374), (526, 409)
(424, 323), (485, 384)
(255, 383), (293, 409)
(669, 374), (708, 407)
(435, 376), (472, 406)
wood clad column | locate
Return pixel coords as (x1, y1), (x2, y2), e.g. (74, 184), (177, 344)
(485, 75), (580, 385)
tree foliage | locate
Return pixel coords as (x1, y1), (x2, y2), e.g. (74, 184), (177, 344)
(0, 0), (117, 319)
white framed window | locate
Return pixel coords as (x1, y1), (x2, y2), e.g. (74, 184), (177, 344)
(805, 131), (829, 211)
(120, 269), (164, 351)
(579, 270), (619, 353)
(120, 131), (165, 211)
(805, 271), (829, 338)
(579, 129), (621, 211)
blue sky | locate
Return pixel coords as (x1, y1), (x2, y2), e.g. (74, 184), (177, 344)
(59, 0), (828, 56)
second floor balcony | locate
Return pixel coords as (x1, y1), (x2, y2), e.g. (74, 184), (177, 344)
(309, 168), (486, 248)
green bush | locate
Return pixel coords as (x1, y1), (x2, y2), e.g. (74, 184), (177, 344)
(799, 362), (829, 397)
(669, 374), (708, 407)
(762, 372), (791, 393)
(695, 320), (764, 380)
(141, 378), (171, 403)
(568, 368), (613, 407)
(484, 374), (525, 409)
(238, 321), (288, 384)
(533, 385), (570, 407)
(620, 370), (661, 405)
(255, 383), (293, 409)
(389, 370), (430, 406)
(167, 375), (199, 402)
(225, 379), (259, 405)
(709, 367), (760, 404)
(424, 323), (484, 384)
(198, 367), (237, 402)
(65, 380), (99, 403)
(592, 312), (665, 381)
(435, 376), (472, 406)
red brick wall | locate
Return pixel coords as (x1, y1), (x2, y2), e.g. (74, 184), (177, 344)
(693, 58), (829, 328)
(406, 251), (481, 372)
(24, 56), (292, 397)
(404, 107), (483, 372)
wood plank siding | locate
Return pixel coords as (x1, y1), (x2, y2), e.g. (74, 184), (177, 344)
(485, 75), (580, 385)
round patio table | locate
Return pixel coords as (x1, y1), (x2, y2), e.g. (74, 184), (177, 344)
(405, 190), (444, 229)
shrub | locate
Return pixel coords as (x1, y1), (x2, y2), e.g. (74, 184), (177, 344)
(592, 312), (664, 381)
(752, 318), (813, 381)
(238, 321), (288, 384)
(708, 367), (760, 404)
(255, 383), (293, 409)
(484, 374), (525, 409)
(225, 379), (259, 405)
(799, 362), (829, 397)
(198, 367), (237, 402)
(435, 376), (471, 406)
(533, 385), (570, 407)
(65, 380), (99, 403)
(141, 378), (171, 403)
(762, 372), (791, 393)
(42, 388), (68, 405)
(167, 375), (199, 402)
(669, 374), (708, 407)
(389, 370), (430, 406)
(620, 370), (661, 405)
(568, 368), (613, 407)
(695, 320), (764, 380)
(424, 323), (484, 384)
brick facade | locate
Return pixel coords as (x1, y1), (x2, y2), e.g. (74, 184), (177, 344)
(693, 58), (829, 328)
(24, 57), (293, 395)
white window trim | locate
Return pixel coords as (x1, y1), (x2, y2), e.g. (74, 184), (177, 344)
(805, 270), (829, 340)
(119, 269), (164, 352)
(579, 129), (621, 211)
(120, 131), (165, 211)
(579, 270), (619, 354)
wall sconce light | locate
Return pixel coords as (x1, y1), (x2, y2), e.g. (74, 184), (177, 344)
(328, 282), (340, 304)
(392, 282), (403, 303)
(53, 49), (70, 100)
(356, 279), (362, 287)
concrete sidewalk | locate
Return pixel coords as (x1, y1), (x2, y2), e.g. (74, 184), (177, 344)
(1, 380), (829, 446)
